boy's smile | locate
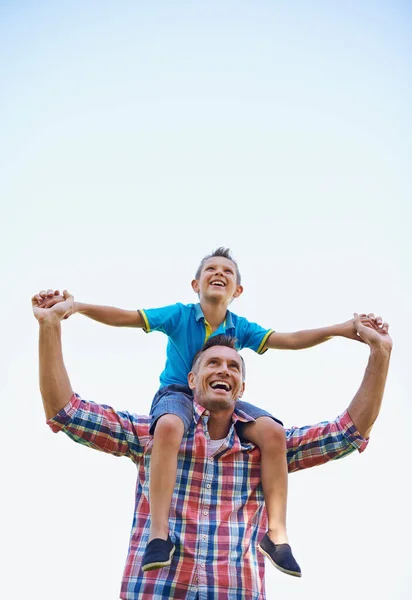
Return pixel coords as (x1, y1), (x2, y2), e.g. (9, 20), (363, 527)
(192, 257), (243, 303)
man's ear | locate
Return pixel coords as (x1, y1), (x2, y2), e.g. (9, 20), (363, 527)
(191, 279), (200, 294)
(233, 285), (244, 299)
(188, 371), (196, 390)
(237, 381), (245, 399)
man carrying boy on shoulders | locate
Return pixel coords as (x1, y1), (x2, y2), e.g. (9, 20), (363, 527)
(33, 289), (391, 599)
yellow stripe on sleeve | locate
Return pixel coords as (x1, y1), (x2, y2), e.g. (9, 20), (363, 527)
(139, 309), (151, 333)
(257, 329), (274, 354)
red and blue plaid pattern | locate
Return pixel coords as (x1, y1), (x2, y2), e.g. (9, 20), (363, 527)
(48, 395), (367, 599)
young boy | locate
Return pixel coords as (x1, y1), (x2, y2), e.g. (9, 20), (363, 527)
(40, 247), (361, 578)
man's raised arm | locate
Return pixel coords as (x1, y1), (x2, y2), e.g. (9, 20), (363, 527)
(286, 312), (392, 472)
(32, 289), (75, 420)
(347, 312), (392, 438)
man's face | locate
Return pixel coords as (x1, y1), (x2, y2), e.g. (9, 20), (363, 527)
(188, 345), (245, 411)
(191, 257), (243, 304)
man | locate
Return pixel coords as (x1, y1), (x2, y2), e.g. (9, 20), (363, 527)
(33, 290), (392, 600)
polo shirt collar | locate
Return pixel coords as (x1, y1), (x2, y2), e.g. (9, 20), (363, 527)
(194, 303), (235, 331)
(194, 303), (205, 321)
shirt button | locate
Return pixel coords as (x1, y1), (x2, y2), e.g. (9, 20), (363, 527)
(202, 534), (207, 540)
(204, 410), (210, 416)
(200, 563), (205, 568)
(206, 484), (211, 489)
(203, 510), (208, 515)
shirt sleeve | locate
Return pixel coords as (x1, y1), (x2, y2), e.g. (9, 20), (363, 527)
(235, 315), (274, 355)
(139, 303), (183, 336)
(47, 393), (151, 464)
(285, 410), (369, 473)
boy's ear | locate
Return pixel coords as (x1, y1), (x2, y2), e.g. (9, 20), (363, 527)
(233, 285), (244, 299)
(188, 371), (196, 390)
(191, 279), (200, 293)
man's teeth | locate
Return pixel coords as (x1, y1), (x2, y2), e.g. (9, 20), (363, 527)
(210, 381), (230, 390)
(211, 281), (225, 286)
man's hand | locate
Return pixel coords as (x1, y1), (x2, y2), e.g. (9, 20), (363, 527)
(32, 289), (74, 323)
(36, 289), (66, 308)
(336, 315), (386, 344)
(353, 312), (392, 352)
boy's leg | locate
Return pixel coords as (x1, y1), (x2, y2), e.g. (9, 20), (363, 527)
(149, 414), (185, 541)
(242, 417), (288, 543)
(142, 413), (184, 571)
(142, 386), (193, 572)
(242, 416), (301, 577)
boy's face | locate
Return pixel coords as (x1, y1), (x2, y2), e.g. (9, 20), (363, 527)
(191, 257), (243, 304)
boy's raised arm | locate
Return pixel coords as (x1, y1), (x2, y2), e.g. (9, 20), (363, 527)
(37, 289), (144, 327)
(264, 317), (366, 350)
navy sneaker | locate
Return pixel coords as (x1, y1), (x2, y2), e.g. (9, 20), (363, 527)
(258, 533), (301, 577)
(142, 536), (176, 572)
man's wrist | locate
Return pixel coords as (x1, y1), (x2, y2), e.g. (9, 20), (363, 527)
(365, 345), (391, 375)
(368, 342), (392, 360)
(38, 314), (62, 328)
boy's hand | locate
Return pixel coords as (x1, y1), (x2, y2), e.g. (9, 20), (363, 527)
(36, 289), (73, 318)
(32, 289), (74, 322)
(37, 289), (64, 307)
(337, 315), (377, 343)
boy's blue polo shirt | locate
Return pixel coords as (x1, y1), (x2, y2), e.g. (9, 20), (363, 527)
(140, 302), (273, 389)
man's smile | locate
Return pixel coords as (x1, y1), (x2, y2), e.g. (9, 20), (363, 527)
(209, 380), (231, 391)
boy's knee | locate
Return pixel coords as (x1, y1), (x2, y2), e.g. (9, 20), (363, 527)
(154, 414), (185, 441)
(253, 417), (286, 449)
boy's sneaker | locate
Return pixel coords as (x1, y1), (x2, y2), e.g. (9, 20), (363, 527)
(142, 536), (176, 572)
(258, 533), (301, 577)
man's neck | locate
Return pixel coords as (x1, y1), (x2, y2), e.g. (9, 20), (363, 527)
(207, 410), (233, 440)
(200, 299), (229, 331)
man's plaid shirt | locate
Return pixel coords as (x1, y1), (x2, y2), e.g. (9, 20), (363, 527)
(48, 394), (368, 599)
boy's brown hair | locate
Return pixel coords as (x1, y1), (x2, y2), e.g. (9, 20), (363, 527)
(195, 247), (241, 285)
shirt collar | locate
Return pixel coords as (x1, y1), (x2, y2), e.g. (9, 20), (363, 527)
(194, 303), (235, 330)
(193, 399), (206, 423)
(192, 399), (255, 426)
(194, 303), (205, 322)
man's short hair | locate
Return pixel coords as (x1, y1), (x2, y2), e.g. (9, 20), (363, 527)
(195, 247), (241, 285)
(191, 334), (246, 380)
